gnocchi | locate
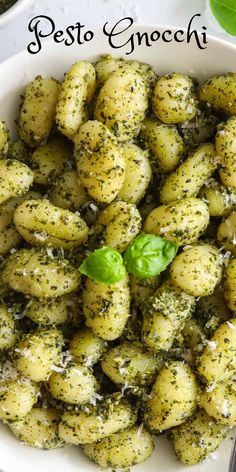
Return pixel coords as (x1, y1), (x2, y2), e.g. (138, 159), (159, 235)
(216, 117), (236, 189)
(82, 425), (154, 469)
(70, 327), (107, 365)
(14, 199), (88, 249)
(143, 361), (198, 430)
(0, 303), (16, 350)
(101, 341), (161, 387)
(0, 119), (9, 156)
(200, 179), (236, 217)
(94, 200), (142, 253)
(31, 136), (74, 185)
(152, 73), (197, 124)
(140, 116), (184, 173)
(200, 378), (236, 427)
(95, 55), (156, 93)
(18, 76), (59, 147)
(75, 120), (125, 204)
(0, 191), (41, 256)
(143, 197), (210, 246)
(14, 327), (64, 382)
(0, 159), (34, 205)
(224, 258), (236, 312)
(94, 69), (148, 142)
(56, 61), (96, 139)
(48, 363), (99, 404)
(196, 287), (230, 336)
(48, 170), (88, 210)
(217, 210), (236, 255)
(25, 294), (81, 326)
(178, 109), (218, 151)
(2, 249), (80, 298)
(59, 395), (137, 444)
(10, 408), (62, 449)
(170, 243), (223, 296)
(200, 73), (236, 116)
(129, 274), (160, 304)
(83, 275), (130, 340)
(171, 409), (229, 465)
(118, 143), (152, 203)
(0, 377), (38, 421)
(198, 318), (236, 384)
(160, 143), (218, 203)
(142, 280), (195, 352)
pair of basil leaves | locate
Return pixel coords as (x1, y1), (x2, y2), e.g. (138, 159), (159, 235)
(79, 233), (177, 285)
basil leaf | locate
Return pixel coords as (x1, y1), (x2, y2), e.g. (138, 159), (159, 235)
(123, 233), (177, 279)
(210, 0), (236, 36)
(79, 247), (126, 284)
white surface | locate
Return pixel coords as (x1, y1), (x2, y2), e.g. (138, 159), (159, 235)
(0, 0), (235, 63)
(0, 25), (235, 472)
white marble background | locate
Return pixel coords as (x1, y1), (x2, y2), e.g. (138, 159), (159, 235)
(0, 0), (235, 63)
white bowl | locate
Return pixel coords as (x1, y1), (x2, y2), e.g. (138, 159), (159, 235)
(0, 0), (32, 28)
(0, 24), (235, 472)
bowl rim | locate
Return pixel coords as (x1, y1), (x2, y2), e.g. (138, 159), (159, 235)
(0, 0), (32, 28)
(0, 22), (236, 68)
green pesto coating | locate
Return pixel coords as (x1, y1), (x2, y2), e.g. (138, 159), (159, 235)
(172, 409), (228, 465)
(10, 408), (63, 449)
(82, 425), (154, 468)
(101, 341), (162, 387)
(142, 280), (195, 352)
(2, 248), (80, 298)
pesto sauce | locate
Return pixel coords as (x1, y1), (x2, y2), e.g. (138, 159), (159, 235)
(0, 0), (17, 14)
